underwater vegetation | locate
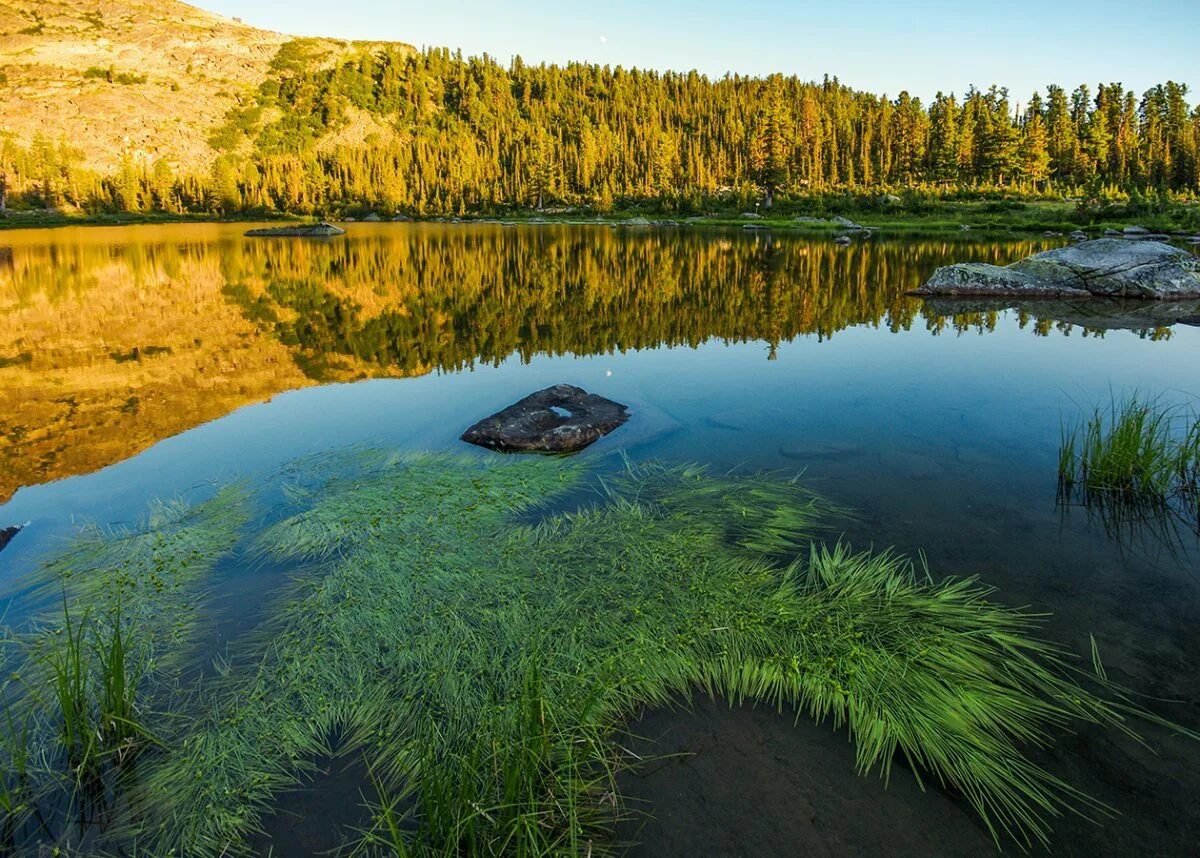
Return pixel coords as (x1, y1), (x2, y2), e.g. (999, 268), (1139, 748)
(0, 486), (251, 853)
(1058, 395), (1200, 534)
(0, 453), (1193, 855)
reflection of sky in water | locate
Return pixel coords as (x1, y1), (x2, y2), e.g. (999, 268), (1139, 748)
(4, 313), (1198, 540)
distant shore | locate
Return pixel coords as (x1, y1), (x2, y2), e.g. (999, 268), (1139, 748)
(2, 199), (1197, 238)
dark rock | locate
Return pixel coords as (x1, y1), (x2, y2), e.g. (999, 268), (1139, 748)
(245, 222), (346, 238)
(1123, 232), (1172, 241)
(913, 239), (1200, 299)
(833, 234), (852, 245)
(0, 524), (22, 553)
(362, 212), (382, 222)
(461, 384), (629, 453)
(1178, 315), (1200, 327)
(1123, 225), (1149, 235)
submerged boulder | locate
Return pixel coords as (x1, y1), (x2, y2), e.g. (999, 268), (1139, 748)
(245, 222), (346, 238)
(913, 239), (1200, 300)
(461, 384), (629, 453)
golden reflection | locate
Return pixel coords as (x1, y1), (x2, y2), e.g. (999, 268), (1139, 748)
(0, 224), (1121, 500)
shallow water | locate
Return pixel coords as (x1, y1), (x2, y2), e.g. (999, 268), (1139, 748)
(1, 223), (1198, 855)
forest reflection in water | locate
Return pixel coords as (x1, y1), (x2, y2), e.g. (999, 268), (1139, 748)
(0, 222), (1187, 501)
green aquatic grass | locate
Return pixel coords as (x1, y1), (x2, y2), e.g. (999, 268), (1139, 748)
(1058, 396), (1177, 498)
(1059, 395), (1200, 534)
(3, 453), (1192, 855)
(109, 453), (1179, 856)
(0, 486), (251, 851)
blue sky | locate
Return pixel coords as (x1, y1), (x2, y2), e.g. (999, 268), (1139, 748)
(200, 0), (1199, 103)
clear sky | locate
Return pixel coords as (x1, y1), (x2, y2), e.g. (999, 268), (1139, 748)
(199, 0), (1199, 104)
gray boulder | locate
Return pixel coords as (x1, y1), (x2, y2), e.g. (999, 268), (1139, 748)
(916, 263), (1089, 297)
(914, 239), (1200, 299)
(1123, 225), (1149, 235)
(461, 384), (629, 453)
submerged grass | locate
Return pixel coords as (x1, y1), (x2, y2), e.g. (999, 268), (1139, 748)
(0, 486), (251, 852)
(103, 453), (1184, 855)
(3, 453), (1192, 855)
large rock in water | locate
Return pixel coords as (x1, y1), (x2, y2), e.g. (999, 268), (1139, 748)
(461, 384), (629, 453)
(913, 239), (1200, 299)
(245, 222), (346, 237)
(0, 524), (22, 554)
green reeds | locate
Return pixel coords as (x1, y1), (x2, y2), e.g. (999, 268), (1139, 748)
(1058, 395), (1177, 497)
(1058, 394), (1200, 531)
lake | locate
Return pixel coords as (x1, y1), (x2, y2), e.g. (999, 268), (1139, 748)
(1, 222), (1198, 856)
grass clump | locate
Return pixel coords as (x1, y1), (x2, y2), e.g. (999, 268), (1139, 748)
(114, 453), (1180, 856)
(1059, 394), (1200, 531)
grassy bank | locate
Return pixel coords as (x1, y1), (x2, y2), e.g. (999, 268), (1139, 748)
(4, 197), (1198, 235)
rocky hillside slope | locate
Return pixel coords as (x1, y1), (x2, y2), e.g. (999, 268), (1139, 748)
(0, 0), (288, 173)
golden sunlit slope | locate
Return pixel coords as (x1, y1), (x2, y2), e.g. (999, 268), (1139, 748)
(0, 0), (289, 173)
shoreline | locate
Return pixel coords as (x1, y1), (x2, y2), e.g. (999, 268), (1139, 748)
(2, 207), (1197, 238)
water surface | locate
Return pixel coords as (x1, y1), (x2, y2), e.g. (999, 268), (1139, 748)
(1, 223), (1198, 855)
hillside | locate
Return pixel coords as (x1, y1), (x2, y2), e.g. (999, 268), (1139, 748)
(0, 1), (1196, 218)
(0, 0), (290, 173)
